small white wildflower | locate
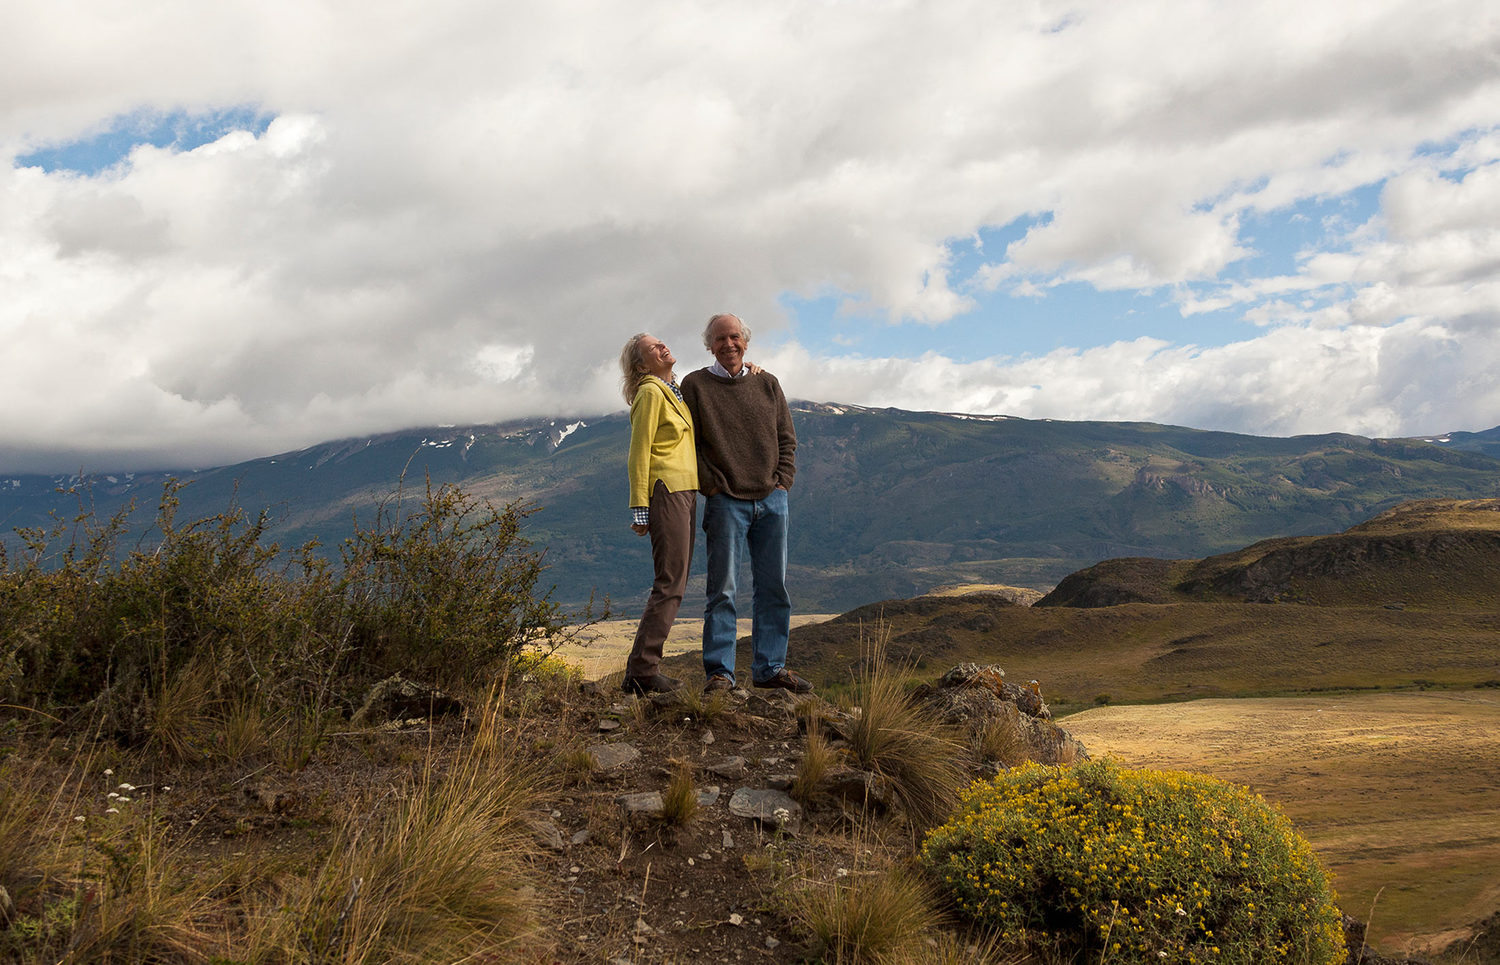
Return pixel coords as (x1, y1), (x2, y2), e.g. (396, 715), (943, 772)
(1175, 907), (1187, 917)
(103, 768), (114, 777)
(162, 786), (172, 792)
(105, 807), (120, 815)
(74, 815), (86, 822)
(117, 796), (132, 803)
(118, 783), (136, 792)
(107, 792), (119, 799)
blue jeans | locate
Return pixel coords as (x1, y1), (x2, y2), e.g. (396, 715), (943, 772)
(701, 488), (791, 685)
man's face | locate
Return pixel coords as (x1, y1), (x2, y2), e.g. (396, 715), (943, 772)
(708, 316), (747, 375)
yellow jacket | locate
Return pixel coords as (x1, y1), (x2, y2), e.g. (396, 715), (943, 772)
(628, 376), (698, 507)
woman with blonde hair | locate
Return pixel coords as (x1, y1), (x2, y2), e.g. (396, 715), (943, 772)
(617, 333), (698, 694)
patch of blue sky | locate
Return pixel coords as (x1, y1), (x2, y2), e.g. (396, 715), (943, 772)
(1246, 182), (1380, 266)
(17, 105), (273, 176)
(778, 185), (1387, 362)
(1413, 125), (1499, 167)
(779, 280), (1190, 362)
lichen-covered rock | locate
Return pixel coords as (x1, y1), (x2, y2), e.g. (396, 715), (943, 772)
(352, 674), (464, 726)
(911, 664), (1088, 766)
(727, 787), (802, 834)
(917, 662), (1049, 719)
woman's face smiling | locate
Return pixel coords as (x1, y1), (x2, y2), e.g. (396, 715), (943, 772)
(638, 336), (676, 381)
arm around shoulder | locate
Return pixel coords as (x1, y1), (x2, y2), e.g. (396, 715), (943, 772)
(768, 374), (796, 490)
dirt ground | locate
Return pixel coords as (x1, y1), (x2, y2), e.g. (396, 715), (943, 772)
(1061, 692), (1500, 959)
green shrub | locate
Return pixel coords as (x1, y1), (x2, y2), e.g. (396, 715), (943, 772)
(920, 759), (1345, 965)
(337, 481), (581, 685)
(0, 479), (595, 741)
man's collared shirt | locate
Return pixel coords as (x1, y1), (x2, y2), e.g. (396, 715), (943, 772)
(708, 361), (750, 378)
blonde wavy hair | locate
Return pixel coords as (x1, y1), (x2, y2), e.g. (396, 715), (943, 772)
(619, 333), (653, 404)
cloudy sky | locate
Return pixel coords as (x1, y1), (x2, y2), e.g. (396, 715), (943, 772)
(3, 0), (1498, 472)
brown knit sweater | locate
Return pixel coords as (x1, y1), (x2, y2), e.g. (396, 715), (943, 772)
(680, 368), (797, 499)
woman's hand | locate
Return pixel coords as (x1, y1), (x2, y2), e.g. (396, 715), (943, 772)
(631, 523), (649, 535)
(746, 362), (763, 375)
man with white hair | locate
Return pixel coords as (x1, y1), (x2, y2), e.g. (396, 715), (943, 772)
(681, 312), (812, 694)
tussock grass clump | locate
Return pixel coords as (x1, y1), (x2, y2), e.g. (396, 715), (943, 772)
(248, 691), (543, 963)
(921, 759), (1345, 965)
(0, 758), (229, 963)
(913, 928), (1017, 964)
(972, 704), (1028, 770)
(792, 864), (941, 964)
(560, 745), (600, 785)
(792, 725), (836, 802)
(661, 763), (699, 826)
(676, 686), (731, 722)
(845, 629), (964, 828)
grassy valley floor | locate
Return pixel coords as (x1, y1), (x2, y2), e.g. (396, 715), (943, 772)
(1061, 692), (1500, 959)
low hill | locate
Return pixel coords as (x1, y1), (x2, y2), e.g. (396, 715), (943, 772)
(1038, 498), (1500, 608)
(3, 408), (1499, 613)
(767, 499), (1500, 708)
(760, 594), (1500, 709)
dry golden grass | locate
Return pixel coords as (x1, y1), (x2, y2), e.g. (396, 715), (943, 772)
(238, 690), (544, 964)
(1061, 691), (1500, 958)
(0, 750), (236, 963)
(555, 614), (834, 680)
(792, 726), (836, 802)
(973, 704), (1028, 769)
(791, 864), (940, 964)
(922, 583), (1045, 606)
(843, 631), (965, 829)
(661, 763), (699, 826)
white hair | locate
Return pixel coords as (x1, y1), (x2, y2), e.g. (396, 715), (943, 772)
(702, 313), (751, 349)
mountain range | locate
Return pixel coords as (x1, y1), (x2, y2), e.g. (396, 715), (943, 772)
(2, 404), (1498, 614)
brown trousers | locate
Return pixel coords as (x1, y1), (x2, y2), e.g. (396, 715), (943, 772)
(626, 481), (698, 678)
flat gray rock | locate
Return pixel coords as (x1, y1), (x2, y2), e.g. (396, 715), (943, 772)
(617, 791), (664, 816)
(588, 742), (641, 771)
(727, 787), (802, 834)
(526, 815), (567, 852)
(705, 756), (748, 779)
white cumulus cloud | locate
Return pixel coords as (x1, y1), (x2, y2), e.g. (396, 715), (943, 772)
(0, 0), (1497, 470)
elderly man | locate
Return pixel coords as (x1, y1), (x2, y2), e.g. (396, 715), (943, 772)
(681, 313), (812, 694)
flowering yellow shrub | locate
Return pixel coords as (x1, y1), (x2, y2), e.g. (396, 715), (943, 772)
(920, 759), (1345, 964)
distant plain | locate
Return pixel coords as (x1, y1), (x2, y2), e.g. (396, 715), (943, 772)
(1063, 693), (1500, 957)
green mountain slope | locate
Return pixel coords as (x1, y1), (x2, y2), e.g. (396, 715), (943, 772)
(2, 407), (1498, 613)
(1409, 425), (1500, 460)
